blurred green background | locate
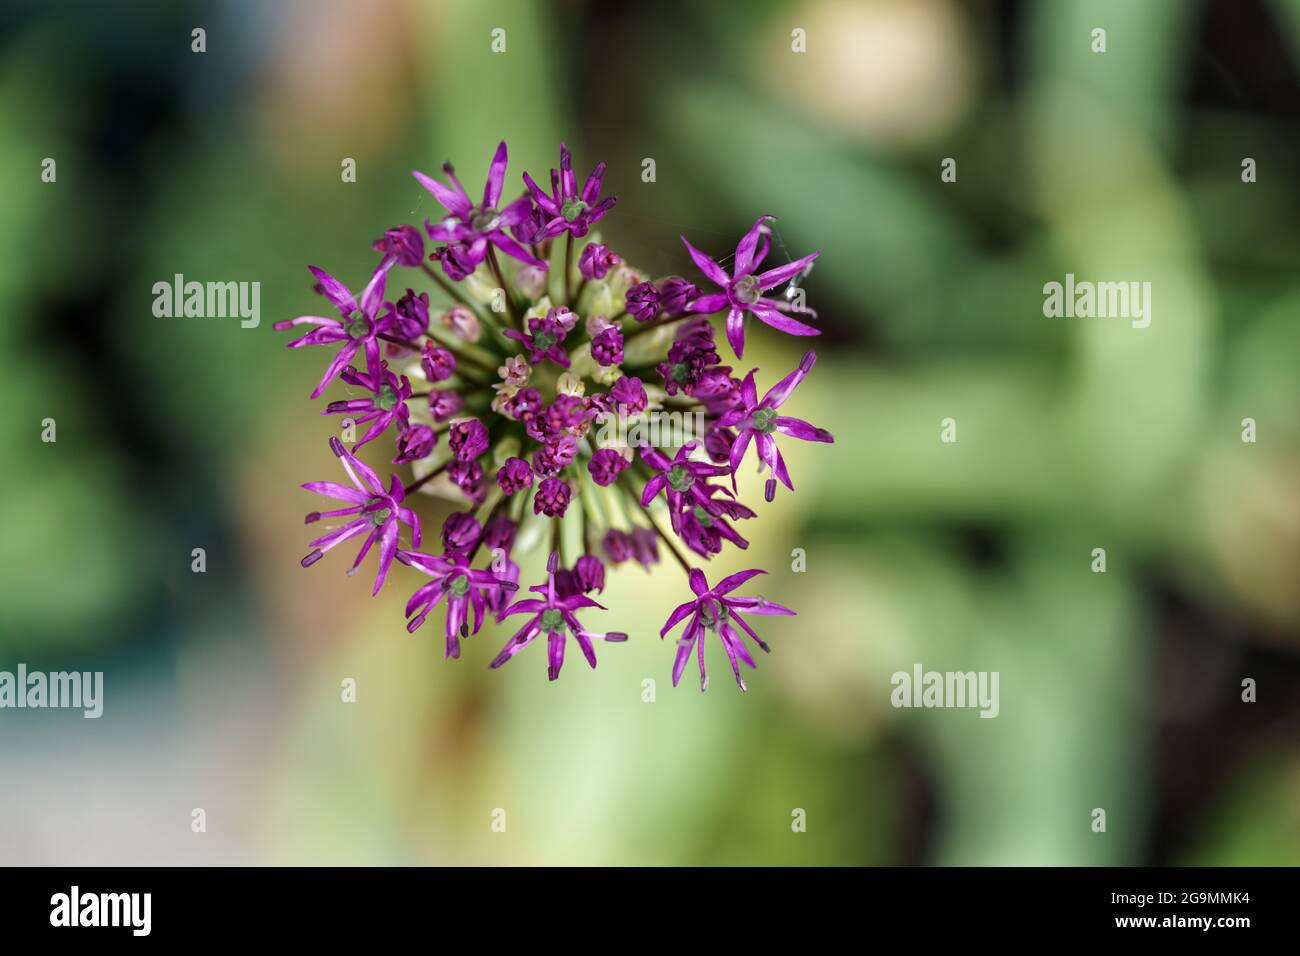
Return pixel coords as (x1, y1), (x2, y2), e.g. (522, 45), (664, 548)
(2, 0), (1299, 865)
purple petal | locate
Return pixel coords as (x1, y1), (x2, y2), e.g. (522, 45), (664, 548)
(559, 143), (576, 198)
(671, 628), (696, 687)
(302, 480), (369, 504)
(734, 215), (774, 277)
(413, 168), (472, 216)
(728, 597), (796, 617)
(359, 261), (392, 318)
(546, 628), (566, 680)
(750, 301), (821, 338)
(725, 307), (746, 359)
(688, 568), (709, 596)
(522, 171), (559, 216)
(307, 517), (368, 552)
(574, 630), (598, 669)
(581, 161), (606, 203)
(310, 340), (360, 399)
(755, 250), (819, 291)
(660, 599), (698, 638)
(371, 520), (400, 595)
(686, 292), (729, 314)
(641, 474), (667, 506)
(498, 193), (533, 227)
(727, 428), (753, 482)
(761, 352), (815, 407)
(307, 265), (357, 315)
(775, 416), (833, 443)
(484, 141), (508, 209)
(490, 231), (547, 268)
(680, 236), (730, 287)
(714, 568), (766, 595)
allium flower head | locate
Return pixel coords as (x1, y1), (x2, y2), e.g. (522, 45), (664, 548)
(278, 140), (828, 690)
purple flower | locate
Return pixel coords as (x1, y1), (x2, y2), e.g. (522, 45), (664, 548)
(441, 512), (482, 554)
(602, 529), (632, 563)
(491, 553), (627, 680)
(300, 437), (421, 595)
(393, 424), (436, 464)
(428, 389), (463, 421)
(497, 457), (534, 495)
(611, 375), (647, 414)
(677, 497), (750, 559)
(656, 316), (723, 396)
(579, 242), (621, 280)
(660, 568), (794, 691)
(704, 425), (735, 463)
(483, 515), (518, 554)
(274, 261), (395, 398)
(639, 442), (746, 549)
(717, 351), (834, 500)
(448, 458), (486, 505)
(630, 527), (660, 568)
(526, 394), (588, 442)
(574, 554), (605, 593)
(625, 281), (660, 322)
(504, 387), (543, 422)
(522, 143), (617, 240)
(504, 312), (571, 368)
(440, 304), (480, 341)
(324, 364), (412, 449)
(515, 265), (548, 299)
(421, 344), (457, 382)
(682, 215), (820, 359)
(392, 289), (431, 340)
(591, 326), (624, 366)
(587, 448), (629, 487)
(430, 242), (478, 281)
(399, 549), (518, 659)
(534, 477), (572, 517)
(448, 418), (489, 462)
(415, 141), (546, 270)
(532, 436), (578, 477)
(372, 225), (425, 267)
(658, 276), (699, 316)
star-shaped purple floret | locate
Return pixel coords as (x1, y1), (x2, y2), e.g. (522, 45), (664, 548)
(717, 350), (834, 501)
(300, 437), (421, 595)
(274, 260), (396, 398)
(522, 143), (616, 239)
(398, 549), (519, 661)
(323, 362), (413, 449)
(681, 215), (820, 359)
(660, 568), (794, 692)
(415, 141), (547, 271)
(491, 553), (628, 680)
